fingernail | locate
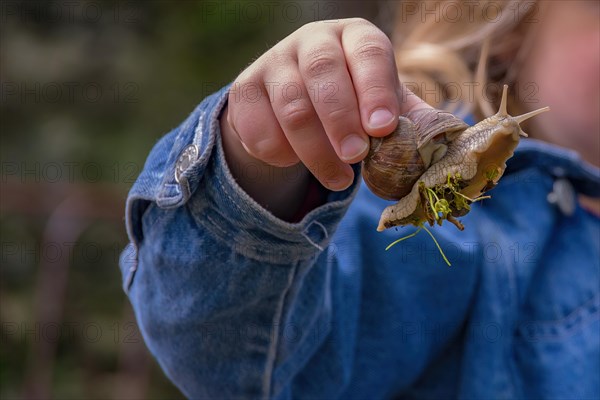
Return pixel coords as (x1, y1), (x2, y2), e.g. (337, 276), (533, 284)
(369, 108), (395, 129)
(340, 134), (369, 161)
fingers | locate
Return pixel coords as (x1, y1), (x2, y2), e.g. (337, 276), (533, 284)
(228, 73), (299, 168)
(399, 84), (434, 114)
(296, 30), (370, 164)
(341, 19), (401, 137)
(263, 68), (354, 190)
(227, 18), (434, 192)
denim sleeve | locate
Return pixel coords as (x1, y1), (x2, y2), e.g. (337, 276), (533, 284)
(119, 84), (361, 399)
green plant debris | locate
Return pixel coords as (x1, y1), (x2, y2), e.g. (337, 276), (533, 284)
(385, 172), (493, 267)
(385, 224), (451, 267)
(415, 173), (490, 230)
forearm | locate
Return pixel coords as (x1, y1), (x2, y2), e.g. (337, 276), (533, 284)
(120, 84), (361, 398)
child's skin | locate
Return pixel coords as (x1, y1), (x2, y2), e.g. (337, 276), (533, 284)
(518, 0), (599, 168)
(518, 0), (599, 215)
(219, 18), (431, 220)
(220, 2), (599, 220)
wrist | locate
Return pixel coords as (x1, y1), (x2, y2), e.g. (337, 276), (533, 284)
(219, 106), (312, 220)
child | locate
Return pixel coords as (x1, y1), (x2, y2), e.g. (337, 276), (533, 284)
(120, 1), (599, 398)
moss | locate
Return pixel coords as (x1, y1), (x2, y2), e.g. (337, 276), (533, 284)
(385, 173), (492, 266)
(415, 173), (491, 230)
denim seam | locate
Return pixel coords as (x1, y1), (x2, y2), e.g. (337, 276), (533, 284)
(517, 294), (600, 340)
(500, 248), (518, 397)
(212, 118), (360, 237)
(301, 220), (328, 251)
(192, 198), (323, 263)
(204, 211), (231, 238)
(218, 168), (246, 218)
(515, 139), (600, 180)
(506, 248), (522, 398)
(263, 260), (301, 397)
(120, 243), (138, 292)
(192, 111), (206, 146)
(190, 124), (361, 262)
(213, 175), (332, 250)
(157, 87), (227, 206)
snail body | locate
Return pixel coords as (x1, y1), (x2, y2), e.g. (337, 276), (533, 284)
(362, 85), (550, 232)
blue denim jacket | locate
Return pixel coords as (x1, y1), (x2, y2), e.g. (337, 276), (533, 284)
(120, 85), (600, 399)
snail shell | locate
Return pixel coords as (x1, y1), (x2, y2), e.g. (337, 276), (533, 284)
(362, 85), (550, 232)
(362, 109), (469, 200)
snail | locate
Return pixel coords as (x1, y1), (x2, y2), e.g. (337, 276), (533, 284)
(362, 85), (550, 232)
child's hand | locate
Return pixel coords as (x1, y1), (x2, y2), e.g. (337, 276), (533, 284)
(219, 18), (430, 218)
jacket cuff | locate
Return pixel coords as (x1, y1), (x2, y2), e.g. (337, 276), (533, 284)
(187, 112), (361, 264)
(121, 85), (231, 291)
(124, 84), (231, 244)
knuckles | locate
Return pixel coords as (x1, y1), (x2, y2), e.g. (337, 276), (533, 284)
(302, 50), (341, 80)
(352, 40), (392, 62)
(357, 82), (392, 99)
(228, 17), (394, 169)
(345, 17), (376, 29)
(242, 134), (296, 166)
(278, 101), (314, 131)
(325, 104), (358, 124)
(350, 25), (394, 61)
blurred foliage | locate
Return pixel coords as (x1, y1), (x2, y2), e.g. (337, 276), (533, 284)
(1, 0), (305, 174)
(0, 0), (385, 398)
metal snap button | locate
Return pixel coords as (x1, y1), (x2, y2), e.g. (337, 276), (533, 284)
(175, 144), (199, 183)
(547, 178), (576, 216)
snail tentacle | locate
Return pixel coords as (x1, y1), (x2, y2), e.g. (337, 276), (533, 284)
(367, 85), (550, 232)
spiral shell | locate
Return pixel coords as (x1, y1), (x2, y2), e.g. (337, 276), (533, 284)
(362, 109), (469, 200)
(369, 85), (550, 232)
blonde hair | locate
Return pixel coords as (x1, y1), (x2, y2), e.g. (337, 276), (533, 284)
(392, 0), (543, 119)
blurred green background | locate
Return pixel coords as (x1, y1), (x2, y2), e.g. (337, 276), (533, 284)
(0, 1), (387, 398)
